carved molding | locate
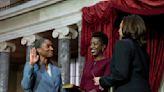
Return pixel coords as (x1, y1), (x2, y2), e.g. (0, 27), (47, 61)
(0, 11), (81, 42)
(0, 42), (16, 52)
(0, 0), (63, 20)
(21, 35), (36, 46)
(69, 27), (78, 39)
(52, 27), (68, 39)
(0, 0), (101, 42)
(52, 26), (78, 39)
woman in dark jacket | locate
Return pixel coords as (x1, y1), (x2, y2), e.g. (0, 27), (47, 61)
(94, 15), (150, 92)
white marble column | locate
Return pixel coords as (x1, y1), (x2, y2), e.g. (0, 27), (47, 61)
(70, 59), (76, 84)
(0, 42), (16, 92)
(52, 26), (78, 84)
(76, 21), (85, 86)
(59, 38), (70, 84)
(21, 35), (36, 62)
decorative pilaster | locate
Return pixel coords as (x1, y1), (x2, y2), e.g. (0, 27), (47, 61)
(0, 42), (16, 92)
(59, 38), (70, 84)
(76, 21), (85, 86)
(52, 26), (78, 84)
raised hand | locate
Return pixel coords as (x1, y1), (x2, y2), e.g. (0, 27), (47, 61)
(29, 48), (39, 65)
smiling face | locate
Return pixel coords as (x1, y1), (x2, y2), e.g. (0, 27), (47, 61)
(37, 39), (54, 58)
(90, 37), (105, 57)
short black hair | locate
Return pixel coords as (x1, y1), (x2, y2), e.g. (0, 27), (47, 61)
(33, 36), (47, 49)
(92, 32), (108, 46)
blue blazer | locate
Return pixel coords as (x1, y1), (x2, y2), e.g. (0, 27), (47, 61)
(21, 62), (66, 92)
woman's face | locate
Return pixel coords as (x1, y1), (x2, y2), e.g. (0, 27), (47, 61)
(37, 39), (54, 58)
(90, 37), (104, 57)
(118, 21), (123, 40)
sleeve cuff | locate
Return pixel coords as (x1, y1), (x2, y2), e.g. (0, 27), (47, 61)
(100, 76), (112, 88)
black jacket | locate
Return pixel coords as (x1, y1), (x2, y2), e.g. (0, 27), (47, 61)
(100, 39), (150, 92)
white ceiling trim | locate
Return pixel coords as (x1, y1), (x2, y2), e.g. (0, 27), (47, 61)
(0, 0), (63, 20)
(0, 11), (81, 42)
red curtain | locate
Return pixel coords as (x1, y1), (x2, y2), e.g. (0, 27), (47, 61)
(81, 1), (118, 61)
(147, 29), (164, 92)
(81, 0), (164, 92)
(111, 0), (164, 15)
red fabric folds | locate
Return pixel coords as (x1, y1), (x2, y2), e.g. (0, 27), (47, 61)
(111, 0), (164, 15)
(81, 0), (164, 92)
(147, 31), (164, 92)
(81, 1), (118, 61)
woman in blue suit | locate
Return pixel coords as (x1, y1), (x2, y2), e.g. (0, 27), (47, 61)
(21, 37), (65, 92)
(94, 15), (150, 92)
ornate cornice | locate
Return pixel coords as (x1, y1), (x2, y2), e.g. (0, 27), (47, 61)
(0, 11), (81, 42)
(0, 0), (63, 20)
(0, 0), (101, 42)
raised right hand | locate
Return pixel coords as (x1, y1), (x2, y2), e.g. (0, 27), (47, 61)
(29, 48), (39, 65)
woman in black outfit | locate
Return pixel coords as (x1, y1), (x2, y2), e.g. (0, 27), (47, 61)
(94, 15), (150, 92)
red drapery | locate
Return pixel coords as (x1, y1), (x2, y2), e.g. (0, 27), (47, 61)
(147, 25), (164, 92)
(81, 1), (118, 61)
(81, 0), (164, 92)
(111, 0), (164, 15)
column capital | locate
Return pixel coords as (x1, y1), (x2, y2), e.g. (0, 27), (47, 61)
(76, 21), (82, 32)
(21, 35), (36, 46)
(0, 42), (16, 52)
(69, 27), (78, 39)
(52, 26), (78, 39)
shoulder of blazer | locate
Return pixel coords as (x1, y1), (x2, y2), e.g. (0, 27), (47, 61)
(115, 39), (134, 49)
(115, 39), (135, 58)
